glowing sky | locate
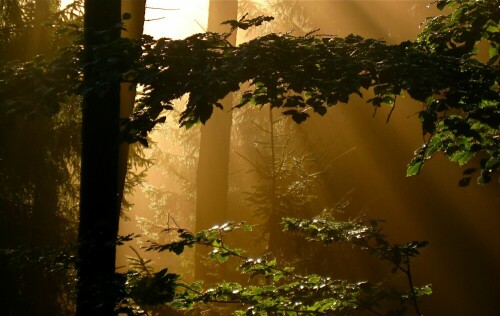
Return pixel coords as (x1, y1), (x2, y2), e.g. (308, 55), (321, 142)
(59, 0), (208, 39)
(143, 0), (208, 38)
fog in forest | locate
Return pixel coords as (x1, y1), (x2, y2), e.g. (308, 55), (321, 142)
(1, 1), (499, 315)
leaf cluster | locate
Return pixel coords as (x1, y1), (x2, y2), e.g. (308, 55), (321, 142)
(127, 4), (498, 182)
(1, 1), (498, 182)
(130, 218), (429, 315)
(406, 0), (500, 184)
(283, 216), (429, 274)
(0, 45), (80, 117)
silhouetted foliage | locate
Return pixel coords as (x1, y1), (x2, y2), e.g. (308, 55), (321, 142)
(2, 1), (497, 182)
(127, 0), (499, 183)
(120, 218), (430, 315)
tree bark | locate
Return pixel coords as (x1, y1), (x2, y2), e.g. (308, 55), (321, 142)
(76, 1), (122, 315)
(195, 0), (238, 282)
(118, 0), (146, 208)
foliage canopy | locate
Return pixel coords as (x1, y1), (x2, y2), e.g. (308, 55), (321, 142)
(1, 0), (498, 183)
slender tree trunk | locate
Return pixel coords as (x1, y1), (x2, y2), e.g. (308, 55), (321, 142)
(76, 1), (122, 315)
(267, 108), (280, 254)
(118, 0), (146, 206)
(195, 0), (238, 282)
(32, 0), (51, 55)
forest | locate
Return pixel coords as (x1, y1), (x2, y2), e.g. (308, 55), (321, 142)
(0, 0), (499, 315)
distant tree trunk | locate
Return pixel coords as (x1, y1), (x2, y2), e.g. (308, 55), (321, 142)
(76, 1), (122, 315)
(32, 0), (51, 55)
(29, 0), (57, 246)
(195, 0), (238, 282)
(118, 0), (146, 205)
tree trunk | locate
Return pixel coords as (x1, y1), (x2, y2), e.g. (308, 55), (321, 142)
(118, 0), (146, 208)
(32, 0), (51, 55)
(195, 0), (238, 282)
(76, 1), (122, 315)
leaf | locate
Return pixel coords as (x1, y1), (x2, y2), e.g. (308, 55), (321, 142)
(338, 94), (349, 104)
(463, 168), (477, 175)
(382, 95), (395, 106)
(282, 110), (309, 123)
(308, 275), (321, 284)
(478, 173), (491, 184)
(406, 159), (423, 177)
(488, 45), (498, 59)
(170, 243), (185, 255)
(415, 284), (433, 296)
(291, 111), (309, 123)
(313, 104), (327, 116)
(459, 176), (472, 187)
(222, 15), (274, 30)
(236, 91), (253, 109)
(450, 150), (474, 165)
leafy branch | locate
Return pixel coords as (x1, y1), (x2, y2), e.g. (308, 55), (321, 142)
(2, 2), (499, 182)
(127, 219), (430, 315)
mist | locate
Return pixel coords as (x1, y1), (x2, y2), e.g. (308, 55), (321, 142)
(0, 1), (499, 315)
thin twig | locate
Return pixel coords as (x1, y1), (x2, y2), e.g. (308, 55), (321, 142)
(405, 254), (423, 316)
(146, 7), (179, 11)
(386, 97), (396, 123)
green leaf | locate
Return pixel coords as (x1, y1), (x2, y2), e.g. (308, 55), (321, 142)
(308, 275), (321, 284)
(406, 159), (423, 177)
(382, 95), (394, 106)
(488, 45), (498, 58)
(450, 150), (474, 165)
(415, 284), (433, 296)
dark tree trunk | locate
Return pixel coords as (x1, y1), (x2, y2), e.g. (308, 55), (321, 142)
(195, 0), (238, 282)
(76, 1), (122, 315)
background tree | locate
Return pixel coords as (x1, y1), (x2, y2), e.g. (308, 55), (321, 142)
(119, 0), (146, 207)
(0, 1), (81, 315)
(236, 109), (334, 260)
(195, 0), (238, 283)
